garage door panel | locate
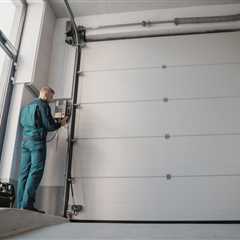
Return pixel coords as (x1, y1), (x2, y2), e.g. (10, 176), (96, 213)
(75, 99), (240, 138)
(81, 32), (240, 71)
(72, 136), (240, 177)
(78, 64), (240, 103)
(71, 177), (240, 220)
(72, 32), (240, 220)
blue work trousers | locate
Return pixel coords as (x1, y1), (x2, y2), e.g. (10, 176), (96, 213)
(17, 140), (46, 209)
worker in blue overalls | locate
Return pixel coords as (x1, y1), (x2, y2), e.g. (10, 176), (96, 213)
(17, 86), (68, 213)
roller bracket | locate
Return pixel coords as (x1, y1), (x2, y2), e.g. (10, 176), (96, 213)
(65, 21), (86, 47)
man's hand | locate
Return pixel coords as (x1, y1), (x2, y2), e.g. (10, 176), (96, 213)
(60, 116), (69, 126)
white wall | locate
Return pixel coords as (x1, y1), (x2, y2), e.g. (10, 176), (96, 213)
(48, 18), (75, 99)
(33, 2), (56, 90)
(15, 2), (45, 85)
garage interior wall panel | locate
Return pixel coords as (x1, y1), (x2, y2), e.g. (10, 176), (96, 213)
(48, 19), (75, 99)
(33, 3), (56, 90)
(71, 31), (240, 220)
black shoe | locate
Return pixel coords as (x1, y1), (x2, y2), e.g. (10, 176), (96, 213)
(25, 207), (45, 214)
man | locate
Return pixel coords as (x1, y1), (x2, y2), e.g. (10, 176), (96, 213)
(17, 86), (68, 213)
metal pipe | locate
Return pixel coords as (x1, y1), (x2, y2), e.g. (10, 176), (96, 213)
(64, 0), (80, 98)
(63, 0), (82, 218)
(86, 13), (240, 31)
(64, 1), (79, 46)
(86, 20), (173, 30)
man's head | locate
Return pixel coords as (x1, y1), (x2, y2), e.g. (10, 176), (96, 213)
(39, 86), (55, 102)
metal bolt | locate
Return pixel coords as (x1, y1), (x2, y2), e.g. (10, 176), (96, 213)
(71, 138), (77, 143)
(77, 71), (84, 76)
(73, 103), (81, 109)
(166, 174), (172, 180)
(142, 21), (151, 27)
(164, 134), (170, 139)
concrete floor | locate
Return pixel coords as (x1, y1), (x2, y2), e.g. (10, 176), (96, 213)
(7, 222), (240, 239)
(2, 209), (240, 239)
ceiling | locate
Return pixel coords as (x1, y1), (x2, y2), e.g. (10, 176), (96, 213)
(48, 0), (240, 18)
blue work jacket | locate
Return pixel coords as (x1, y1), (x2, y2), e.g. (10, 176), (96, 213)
(20, 98), (61, 142)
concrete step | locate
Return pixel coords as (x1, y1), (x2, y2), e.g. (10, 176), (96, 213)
(0, 208), (68, 239)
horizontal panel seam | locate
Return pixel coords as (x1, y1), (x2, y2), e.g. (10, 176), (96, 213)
(79, 96), (240, 105)
(81, 62), (240, 73)
(73, 174), (240, 179)
(74, 132), (240, 140)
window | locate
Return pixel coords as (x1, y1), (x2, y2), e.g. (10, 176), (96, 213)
(0, 47), (12, 121)
(0, 1), (16, 43)
(0, 0), (26, 157)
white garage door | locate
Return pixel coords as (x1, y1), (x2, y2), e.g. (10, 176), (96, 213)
(70, 31), (240, 221)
